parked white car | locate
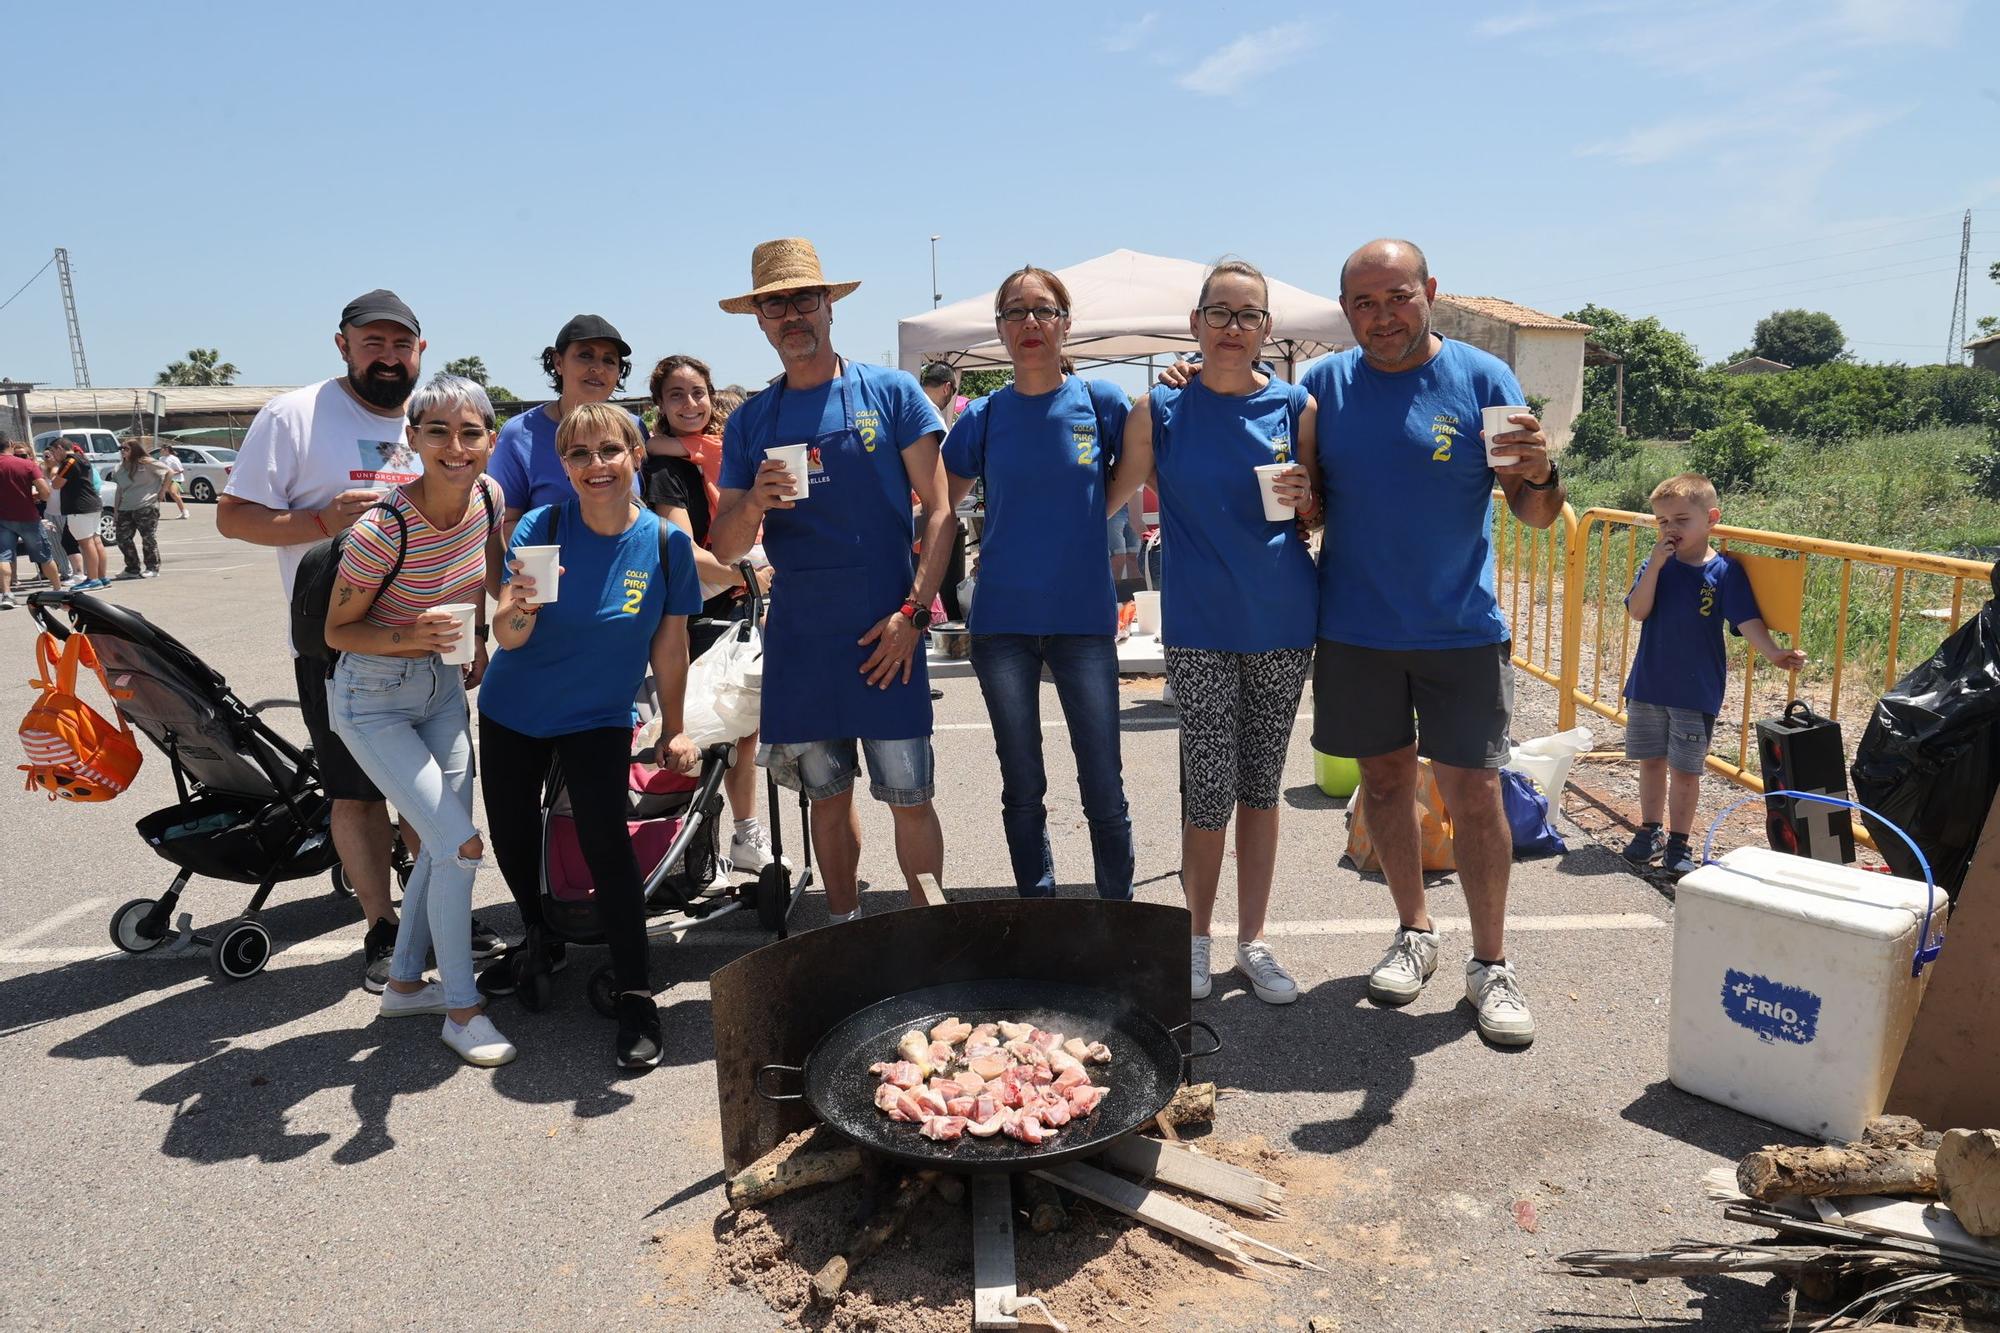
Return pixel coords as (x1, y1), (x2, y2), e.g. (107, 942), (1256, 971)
(33, 428), (121, 466)
(166, 444), (235, 502)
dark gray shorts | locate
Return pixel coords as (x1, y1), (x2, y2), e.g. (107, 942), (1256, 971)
(1311, 639), (1514, 770)
(1623, 700), (1714, 774)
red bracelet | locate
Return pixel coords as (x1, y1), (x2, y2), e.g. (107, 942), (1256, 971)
(311, 510), (330, 537)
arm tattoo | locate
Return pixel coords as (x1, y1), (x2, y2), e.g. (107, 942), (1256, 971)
(336, 584), (352, 606)
(390, 631), (402, 644)
(509, 613), (529, 631)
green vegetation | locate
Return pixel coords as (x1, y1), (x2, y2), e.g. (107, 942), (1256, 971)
(1733, 309), (1846, 368)
(155, 348), (238, 386)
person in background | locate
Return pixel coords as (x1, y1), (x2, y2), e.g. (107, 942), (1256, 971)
(108, 437), (171, 579)
(919, 361), (967, 432)
(476, 402), (702, 1071)
(1113, 258), (1319, 1004)
(1622, 472), (1807, 875)
(0, 435), (63, 610)
(158, 445), (190, 518)
(644, 352), (777, 873)
(712, 386), (747, 429)
(1107, 497), (1142, 587)
(941, 264), (1134, 901)
(488, 315), (645, 529)
(710, 237), (953, 924)
(324, 374), (512, 1067)
(921, 363), (973, 620)
(51, 441), (108, 589)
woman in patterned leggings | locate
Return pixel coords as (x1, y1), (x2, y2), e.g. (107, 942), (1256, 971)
(1109, 258), (1321, 1005)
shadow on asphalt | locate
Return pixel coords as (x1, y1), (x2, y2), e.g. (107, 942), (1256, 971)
(1540, 1273), (1785, 1330)
(1281, 780), (1348, 812)
(1618, 1079), (1787, 1159)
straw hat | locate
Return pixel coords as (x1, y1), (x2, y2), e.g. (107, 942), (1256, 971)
(718, 238), (861, 315)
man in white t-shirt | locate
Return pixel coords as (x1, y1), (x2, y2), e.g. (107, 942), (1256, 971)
(219, 289), (498, 991)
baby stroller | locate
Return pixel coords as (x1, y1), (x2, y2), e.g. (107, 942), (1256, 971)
(26, 589), (404, 983)
(512, 590), (814, 1016)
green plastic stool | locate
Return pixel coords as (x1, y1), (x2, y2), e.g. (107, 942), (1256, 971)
(1314, 751), (1360, 799)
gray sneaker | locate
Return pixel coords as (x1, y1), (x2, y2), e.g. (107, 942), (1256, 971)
(1190, 934), (1213, 1000)
(1466, 959), (1536, 1046)
(1367, 926), (1441, 1005)
(1236, 939), (1298, 1005)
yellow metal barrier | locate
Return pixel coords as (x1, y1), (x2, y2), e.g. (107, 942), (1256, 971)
(1492, 496), (1578, 694)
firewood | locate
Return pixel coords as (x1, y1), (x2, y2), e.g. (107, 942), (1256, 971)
(812, 1170), (938, 1302)
(1156, 1082), (1217, 1130)
(725, 1130), (863, 1210)
(1021, 1173), (1069, 1234)
(1938, 1128), (2000, 1238)
(1738, 1137), (1939, 1202)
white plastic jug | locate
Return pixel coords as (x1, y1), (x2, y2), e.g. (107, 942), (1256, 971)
(1507, 726), (1593, 796)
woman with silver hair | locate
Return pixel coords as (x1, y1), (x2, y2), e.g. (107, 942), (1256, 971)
(323, 373), (511, 1067)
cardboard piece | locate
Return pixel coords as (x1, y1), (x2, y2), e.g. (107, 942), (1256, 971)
(1887, 786), (2000, 1128)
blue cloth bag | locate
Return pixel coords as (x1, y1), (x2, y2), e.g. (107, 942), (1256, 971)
(1500, 769), (1567, 858)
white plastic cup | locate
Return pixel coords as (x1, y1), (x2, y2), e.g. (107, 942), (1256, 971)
(1483, 405), (1530, 468)
(1254, 463), (1293, 521)
(767, 444), (811, 500)
(436, 603), (479, 666)
(1133, 590), (1163, 636)
(515, 544), (561, 605)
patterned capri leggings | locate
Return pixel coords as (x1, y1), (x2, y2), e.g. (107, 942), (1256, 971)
(1164, 646), (1314, 830)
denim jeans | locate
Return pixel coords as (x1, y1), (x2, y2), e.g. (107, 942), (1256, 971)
(330, 653), (482, 1008)
(969, 633), (1133, 899)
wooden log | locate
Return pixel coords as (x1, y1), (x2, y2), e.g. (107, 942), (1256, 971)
(1737, 1141), (1939, 1202)
(1097, 1136), (1286, 1218)
(1035, 1161), (1325, 1274)
(973, 1174), (1020, 1331)
(1937, 1128), (2000, 1238)
(1156, 1082), (1217, 1130)
(1020, 1173), (1069, 1234)
(812, 1171), (937, 1303)
(724, 1131), (864, 1210)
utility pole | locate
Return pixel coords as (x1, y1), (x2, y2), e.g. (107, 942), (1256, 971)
(54, 247), (90, 388)
(1947, 209), (1971, 365)
(930, 235), (942, 309)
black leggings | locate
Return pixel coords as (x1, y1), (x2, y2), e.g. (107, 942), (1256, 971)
(478, 714), (649, 993)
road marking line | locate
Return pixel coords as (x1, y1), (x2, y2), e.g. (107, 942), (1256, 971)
(0, 899), (106, 950)
(1216, 913), (1665, 937)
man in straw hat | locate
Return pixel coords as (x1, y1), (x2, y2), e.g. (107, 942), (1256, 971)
(711, 238), (954, 924)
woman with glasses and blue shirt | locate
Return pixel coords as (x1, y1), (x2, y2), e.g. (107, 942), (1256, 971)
(941, 265), (1134, 900)
(474, 402), (702, 1072)
(1109, 259), (1320, 1006)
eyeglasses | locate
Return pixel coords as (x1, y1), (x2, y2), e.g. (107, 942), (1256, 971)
(754, 290), (826, 319)
(1198, 305), (1271, 331)
(416, 424), (492, 446)
(997, 305), (1067, 324)
(560, 445), (631, 467)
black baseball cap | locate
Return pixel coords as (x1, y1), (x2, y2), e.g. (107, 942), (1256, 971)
(555, 314), (631, 357)
(340, 289), (420, 335)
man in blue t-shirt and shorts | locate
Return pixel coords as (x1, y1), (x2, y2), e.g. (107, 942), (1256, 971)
(1305, 239), (1568, 1046)
(710, 238), (954, 925)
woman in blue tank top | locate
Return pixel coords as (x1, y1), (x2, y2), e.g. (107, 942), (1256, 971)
(1108, 259), (1320, 1004)
(940, 266), (1134, 900)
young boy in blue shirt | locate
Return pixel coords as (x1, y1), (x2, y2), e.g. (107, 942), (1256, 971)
(1622, 472), (1807, 874)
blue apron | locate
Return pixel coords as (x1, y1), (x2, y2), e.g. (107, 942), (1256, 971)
(758, 365), (931, 743)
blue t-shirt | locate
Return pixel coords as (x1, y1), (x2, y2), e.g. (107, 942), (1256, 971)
(489, 405), (647, 512)
(478, 501), (701, 737)
(941, 377), (1124, 637)
(719, 363), (942, 523)
(1151, 377), (1317, 652)
(1624, 550), (1762, 716)
(1303, 338), (1525, 650)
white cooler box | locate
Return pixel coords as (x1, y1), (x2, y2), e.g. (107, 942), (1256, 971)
(1669, 846), (1945, 1142)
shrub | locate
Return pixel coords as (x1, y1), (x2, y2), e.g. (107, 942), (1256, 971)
(1688, 416), (1779, 491)
(1565, 402), (1631, 466)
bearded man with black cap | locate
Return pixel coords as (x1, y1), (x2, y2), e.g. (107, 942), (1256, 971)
(221, 288), (500, 992)
(488, 314), (646, 529)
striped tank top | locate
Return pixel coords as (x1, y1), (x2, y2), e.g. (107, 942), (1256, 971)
(336, 480), (494, 627)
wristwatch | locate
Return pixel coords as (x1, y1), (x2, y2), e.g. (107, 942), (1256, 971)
(1522, 463), (1562, 492)
(899, 599), (934, 632)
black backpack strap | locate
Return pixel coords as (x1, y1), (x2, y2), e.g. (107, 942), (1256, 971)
(375, 499), (411, 589)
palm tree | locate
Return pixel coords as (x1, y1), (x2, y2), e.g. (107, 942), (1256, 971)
(443, 355), (490, 386)
(155, 348), (240, 386)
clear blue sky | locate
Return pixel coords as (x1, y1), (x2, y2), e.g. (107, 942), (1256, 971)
(3, 0), (1995, 398)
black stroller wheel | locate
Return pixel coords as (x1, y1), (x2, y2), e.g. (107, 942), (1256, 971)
(587, 966), (618, 1019)
(208, 918), (272, 984)
(754, 865), (790, 932)
(109, 898), (166, 953)
(329, 864), (356, 899)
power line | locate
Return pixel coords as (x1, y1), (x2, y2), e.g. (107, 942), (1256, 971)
(0, 255), (55, 315)
(1604, 252), (1978, 317)
(1627, 263), (1973, 319)
(1519, 233), (1955, 305)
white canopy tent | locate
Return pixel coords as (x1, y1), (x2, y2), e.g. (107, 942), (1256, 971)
(896, 248), (1354, 382)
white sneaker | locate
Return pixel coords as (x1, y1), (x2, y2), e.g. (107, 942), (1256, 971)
(0, 593), (14, 610)
(441, 1013), (517, 1067)
(826, 907), (861, 927)
(378, 982), (447, 1017)
(1367, 926), (1441, 1005)
(1236, 939), (1298, 1005)
(1190, 934), (1213, 1000)
(1465, 959), (1536, 1046)
(729, 822), (777, 874)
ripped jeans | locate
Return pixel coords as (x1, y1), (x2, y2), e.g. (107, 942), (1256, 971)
(330, 652), (483, 1008)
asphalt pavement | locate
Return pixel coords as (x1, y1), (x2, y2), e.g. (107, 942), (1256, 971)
(0, 509), (1787, 1330)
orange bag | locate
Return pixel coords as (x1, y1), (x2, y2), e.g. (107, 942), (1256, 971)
(18, 631), (142, 802)
(1345, 759), (1456, 872)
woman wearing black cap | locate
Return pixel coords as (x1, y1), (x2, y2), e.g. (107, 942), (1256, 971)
(488, 315), (647, 530)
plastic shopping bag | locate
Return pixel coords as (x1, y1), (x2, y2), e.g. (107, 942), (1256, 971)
(682, 621), (763, 748)
(1346, 760), (1456, 872)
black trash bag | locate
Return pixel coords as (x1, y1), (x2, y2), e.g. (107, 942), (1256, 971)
(1850, 562), (2000, 900)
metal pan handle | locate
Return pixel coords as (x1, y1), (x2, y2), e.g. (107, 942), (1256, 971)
(1170, 1019), (1222, 1079)
(753, 1063), (806, 1102)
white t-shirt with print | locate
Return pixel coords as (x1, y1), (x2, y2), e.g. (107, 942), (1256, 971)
(224, 378), (421, 646)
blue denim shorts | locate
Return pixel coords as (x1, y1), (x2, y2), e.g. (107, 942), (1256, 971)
(0, 519), (53, 567)
(758, 737), (935, 806)
(1623, 700), (1714, 775)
